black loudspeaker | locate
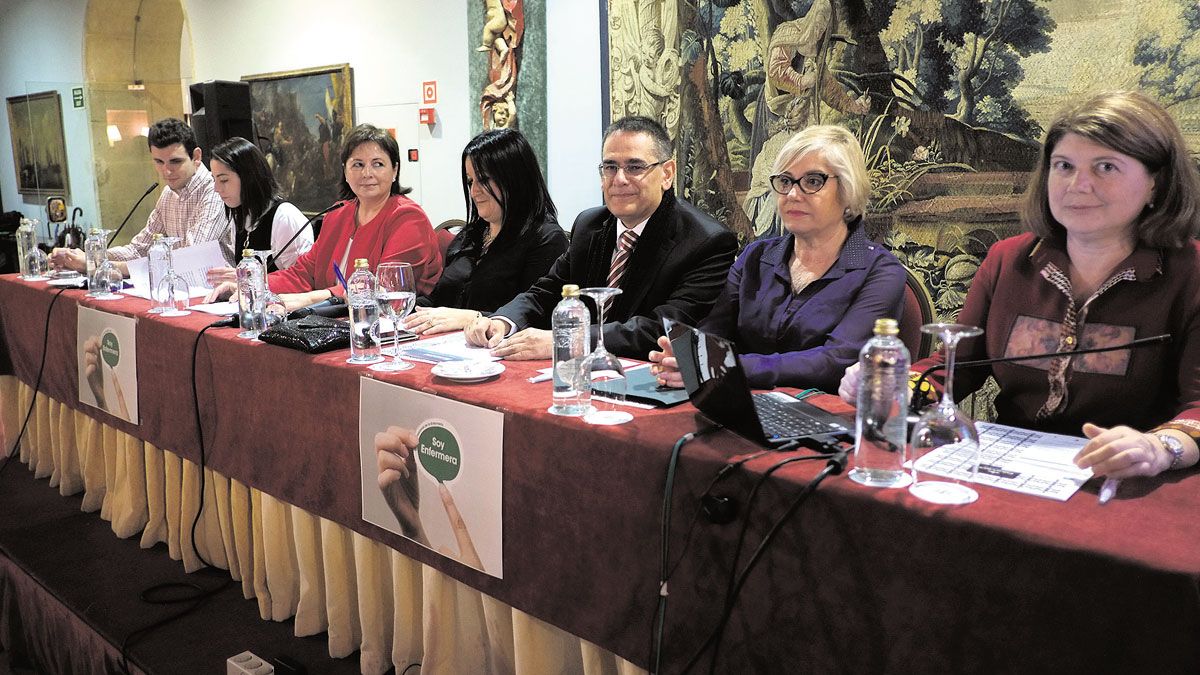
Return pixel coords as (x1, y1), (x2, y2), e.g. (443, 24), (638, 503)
(189, 80), (254, 166)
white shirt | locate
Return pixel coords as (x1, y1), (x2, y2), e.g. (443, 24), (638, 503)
(255, 201), (313, 270)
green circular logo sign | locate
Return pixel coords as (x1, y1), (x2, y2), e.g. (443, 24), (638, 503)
(100, 331), (120, 368)
(416, 421), (461, 483)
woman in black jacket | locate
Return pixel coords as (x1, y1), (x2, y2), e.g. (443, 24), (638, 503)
(406, 128), (567, 335)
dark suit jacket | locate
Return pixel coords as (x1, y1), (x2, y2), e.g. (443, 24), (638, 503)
(418, 216), (569, 313)
(493, 190), (737, 358)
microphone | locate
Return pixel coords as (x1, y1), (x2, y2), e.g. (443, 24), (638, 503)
(286, 295), (346, 320)
(909, 333), (1171, 414)
(266, 201), (345, 269)
(107, 182), (159, 246)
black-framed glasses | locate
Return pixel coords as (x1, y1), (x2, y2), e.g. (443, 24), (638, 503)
(598, 160), (664, 179)
(769, 172), (838, 195)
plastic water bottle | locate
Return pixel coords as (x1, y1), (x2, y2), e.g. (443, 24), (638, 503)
(147, 234), (170, 312)
(84, 228), (105, 285)
(15, 218), (35, 278)
(549, 284), (593, 416)
(347, 258), (382, 364)
(235, 248), (266, 339)
(849, 318), (911, 488)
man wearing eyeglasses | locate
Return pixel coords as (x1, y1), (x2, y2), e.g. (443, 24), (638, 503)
(465, 116), (737, 359)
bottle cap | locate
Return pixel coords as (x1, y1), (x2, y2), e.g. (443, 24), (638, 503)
(561, 284), (580, 298)
(873, 318), (899, 336)
(242, 248), (255, 258)
(354, 258), (369, 269)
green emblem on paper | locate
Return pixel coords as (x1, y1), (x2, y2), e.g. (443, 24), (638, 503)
(100, 331), (120, 368)
(416, 422), (460, 482)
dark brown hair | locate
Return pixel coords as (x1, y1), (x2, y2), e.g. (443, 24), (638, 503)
(1022, 90), (1200, 248)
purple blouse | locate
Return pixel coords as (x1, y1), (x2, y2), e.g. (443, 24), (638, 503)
(699, 222), (905, 390)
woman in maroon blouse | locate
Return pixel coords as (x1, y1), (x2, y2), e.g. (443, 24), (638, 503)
(841, 90), (1200, 480)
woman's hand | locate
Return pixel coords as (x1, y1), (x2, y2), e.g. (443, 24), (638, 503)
(206, 266), (237, 287)
(405, 307), (481, 336)
(1074, 423), (1172, 479)
(204, 281), (236, 304)
(376, 425), (429, 545)
(838, 362), (862, 404)
(648, 335), (683, 389)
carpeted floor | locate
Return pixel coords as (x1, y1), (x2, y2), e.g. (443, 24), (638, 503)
(0, 456), (370, 674)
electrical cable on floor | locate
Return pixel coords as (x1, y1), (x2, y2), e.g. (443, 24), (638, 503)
(118, 320), (234, 674)
(0, 287), (68, 480)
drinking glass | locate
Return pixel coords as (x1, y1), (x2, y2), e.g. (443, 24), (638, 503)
(149, 236), (182, 314)
(369, 262), (416, 372)
(909, 323), (984, 505)
(89, 259), (124, 300)
(577, 287), (632, 425)
(157, 269), (191, 316)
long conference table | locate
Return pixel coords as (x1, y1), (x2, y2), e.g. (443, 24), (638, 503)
(1, 273), (1199, 674)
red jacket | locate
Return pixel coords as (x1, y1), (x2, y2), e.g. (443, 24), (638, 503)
(268, 194), (442, 297)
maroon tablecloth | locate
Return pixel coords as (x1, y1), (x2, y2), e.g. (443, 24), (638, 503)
(2, 274), (1198, 673)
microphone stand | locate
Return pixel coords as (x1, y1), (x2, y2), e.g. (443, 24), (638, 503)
(910, 333), (1171, 414)
(265, 201), (343, 270)
(107, 182), (159, 246)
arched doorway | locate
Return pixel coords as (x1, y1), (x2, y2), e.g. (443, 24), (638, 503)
(83, 0), (190, 245)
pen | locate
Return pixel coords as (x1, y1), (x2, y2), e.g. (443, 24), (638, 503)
(1098, 477), (1120, 505)
(332, 263), (348, 291)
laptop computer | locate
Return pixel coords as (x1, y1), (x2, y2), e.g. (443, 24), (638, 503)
(664, 318), (850, 449)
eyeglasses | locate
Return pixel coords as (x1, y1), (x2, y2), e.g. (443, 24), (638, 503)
(769, 172), (838, 196)
(598, 160), (664, 179)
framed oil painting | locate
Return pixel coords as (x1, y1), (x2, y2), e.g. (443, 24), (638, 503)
(242, 63), (354, 214)
(6, 90), (69, 198)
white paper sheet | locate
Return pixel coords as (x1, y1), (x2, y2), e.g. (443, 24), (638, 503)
(911, 422), (1093, 501)
(124, 240), (228, 299)
(395, 331), (501, 364)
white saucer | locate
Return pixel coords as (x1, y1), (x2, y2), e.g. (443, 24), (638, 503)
(431, 361), (505, 383)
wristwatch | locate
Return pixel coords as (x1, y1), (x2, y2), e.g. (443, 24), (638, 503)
(1155, 433), (1185, 471)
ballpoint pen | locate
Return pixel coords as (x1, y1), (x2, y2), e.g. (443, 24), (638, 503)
(1098, 477), (1120, 505)
(332, 262), (349, 291)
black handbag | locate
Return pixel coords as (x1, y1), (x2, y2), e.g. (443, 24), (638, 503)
(258, 315), (350, 354)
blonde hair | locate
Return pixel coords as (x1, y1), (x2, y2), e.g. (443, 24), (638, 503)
(1023, 90), (1200, 248)
(771, 125), (870, 219)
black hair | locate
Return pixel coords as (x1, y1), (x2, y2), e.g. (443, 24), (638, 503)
(210, 136), (280, 228)
(147, 117), (198, 157)
(338, 123), (411, 201)
(460, 128), (557, 253)
(602, 115), (673, 161)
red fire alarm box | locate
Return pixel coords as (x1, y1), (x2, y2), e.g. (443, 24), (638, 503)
(419, 108), (435, 125)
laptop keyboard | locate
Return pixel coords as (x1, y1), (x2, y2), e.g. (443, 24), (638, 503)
(752, 393), (844, 439)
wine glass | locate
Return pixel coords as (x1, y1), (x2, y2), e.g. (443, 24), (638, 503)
(149, 236), (182, 314)
(157, 269), (191, 316)
(577, 287), (632, 425)
(369, 262), (416, 372)
(909, 322), (984, 505)
(89, 259), (125, 300)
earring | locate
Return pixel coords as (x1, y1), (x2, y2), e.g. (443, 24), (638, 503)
(1147, 201), (1155, 210)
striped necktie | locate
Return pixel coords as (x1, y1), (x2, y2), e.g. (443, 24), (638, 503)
(606, 228), (639, 289)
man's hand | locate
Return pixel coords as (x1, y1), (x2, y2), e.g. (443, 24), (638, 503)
(464, 317), (509, 348)
(50, 248), (86, 272)
(490, 328), (552, 360)
(648, 334), (683, 388)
